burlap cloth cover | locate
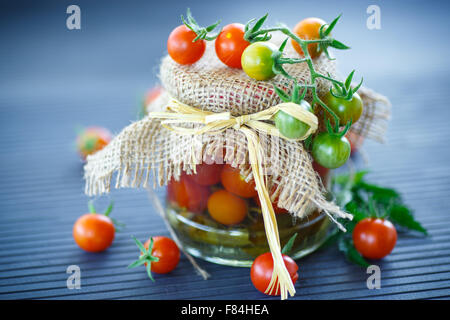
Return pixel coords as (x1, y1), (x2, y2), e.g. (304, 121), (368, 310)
(84, 40), (390, 223)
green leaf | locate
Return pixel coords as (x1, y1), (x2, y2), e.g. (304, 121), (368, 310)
(329, 39), (350, 50)
(274, 86), (290, 102)
(127, 257), (147, 269)
(251, 13), (268, 33)
(345, 70), (355, 90)
(323, 14), (341, 37)
(389, 204), (428, 235)
(338, 238), (370, 268)
(282, 233), (298, 254)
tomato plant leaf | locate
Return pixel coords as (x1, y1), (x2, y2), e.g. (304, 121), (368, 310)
(281, 233), (298, 255)
(338, 238), (370, 268)
(389, 204), (428, 235)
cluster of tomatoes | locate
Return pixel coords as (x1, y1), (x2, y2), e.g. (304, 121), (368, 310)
(167, 17), (327, 78)
(167, 13), (364, 172)
(167, 159), (327, 226)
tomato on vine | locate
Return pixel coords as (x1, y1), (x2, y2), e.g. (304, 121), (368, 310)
(312, 132), (351, 169)
(250, 252), (298, 296)
(128, 236), (180, 280)
(241, 42), (277, 80)
(352, 218), (397, 259)
(215, 23), (250, 68)
(167, 25), (206, 65)
(324, 91), (363, 126)
(73, 201), (117, 252)
(291, 17), (327, 59)
(207, 189), (248, 225)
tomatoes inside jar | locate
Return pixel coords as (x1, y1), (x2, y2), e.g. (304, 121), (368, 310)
(164, 161), (333, 266)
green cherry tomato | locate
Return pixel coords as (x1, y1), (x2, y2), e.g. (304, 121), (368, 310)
(274, 100), (313, 139)
(312, 132), (351, 169)
(241, 42), (277, 80)
(324, 92), (364, 126)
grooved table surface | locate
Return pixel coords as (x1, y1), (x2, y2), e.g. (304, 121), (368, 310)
(0, 0), (449, 300)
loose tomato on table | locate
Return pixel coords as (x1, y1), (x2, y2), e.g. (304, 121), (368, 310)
(76, 126), (112, 160)
(167, 174), (210, 213)
(207, 189), (248, 225)
(312, 132), (351, 169)
(291, 17), (327, 59)
(73, 202), (116, 252)
(221, 164), (258, 198)
(129, 236), (180, 280)
(323, 91), (363, 126)
(241, 41), (278, 80)
(215, 23), (250, 69)
(352, 218), (397, 259)
(250, 252), (299, 296)
(167, 25), (206, 65)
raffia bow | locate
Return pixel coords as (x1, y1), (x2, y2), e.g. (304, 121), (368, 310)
(147, 98), (319, 299)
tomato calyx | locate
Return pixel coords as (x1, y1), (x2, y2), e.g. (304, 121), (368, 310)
(317, 14), (350, 60)
(181, 8), (222, 42)
(87, 200), (125, 231)
(273, 80), (315, 140)
(128, 236), (160, 281)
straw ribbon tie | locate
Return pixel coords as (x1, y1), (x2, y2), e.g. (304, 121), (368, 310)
(147, 98), (318, 299)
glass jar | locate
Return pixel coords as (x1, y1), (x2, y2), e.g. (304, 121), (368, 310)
(165, 163), (332, 267)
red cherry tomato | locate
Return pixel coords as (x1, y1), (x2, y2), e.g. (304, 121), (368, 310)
(76, 126), (112, 160)
(291, 17), (327, 59)
(187, 163), (223, 186)
(352, 218), (397, 259)
(143, 236), (180, 274)
(251, 252), (299, 296)
(167, 25), (206, 65)
(207, 189), (248, 225)
(167, 174), (210, 213)
(215, 23), (250, 68)
(73, 213), (115, 252)
(221, 164), (257, 198)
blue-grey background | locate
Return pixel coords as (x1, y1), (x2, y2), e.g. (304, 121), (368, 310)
(0, 0), (449, 299)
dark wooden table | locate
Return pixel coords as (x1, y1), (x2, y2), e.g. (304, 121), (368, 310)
(0, 0), (449, 300)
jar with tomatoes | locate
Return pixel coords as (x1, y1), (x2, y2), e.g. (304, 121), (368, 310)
(165, 160), (332, 267)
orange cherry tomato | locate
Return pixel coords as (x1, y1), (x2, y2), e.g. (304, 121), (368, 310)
(221, 164), (257, 198)
(73, 213), (115, 252)
(352, 218), (397, 259)
(251, 252), (299, 296)
(143, 236), (180, 274)
(291, 17), (327, 59)
(207, 189), (248, 225)
(187, 163), (224, 186)
(76, 126), (112, 160)
(167, 174), (210, 213)
(167, 25), (206, 65)
(215, 23), (250, 69)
